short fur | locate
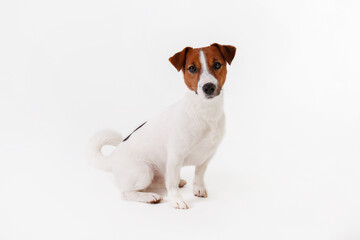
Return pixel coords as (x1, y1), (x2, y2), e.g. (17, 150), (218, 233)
(88, 43), (236, 209)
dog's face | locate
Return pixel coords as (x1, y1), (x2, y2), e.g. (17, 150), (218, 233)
(169, 43), (236, 99)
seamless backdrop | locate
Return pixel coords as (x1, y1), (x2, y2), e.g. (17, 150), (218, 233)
(1, 0), (360, 240)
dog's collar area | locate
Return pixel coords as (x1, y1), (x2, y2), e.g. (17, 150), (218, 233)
(123, 121), (147, 142)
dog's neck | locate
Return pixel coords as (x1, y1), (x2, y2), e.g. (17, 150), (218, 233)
(183, 91), (224, 121)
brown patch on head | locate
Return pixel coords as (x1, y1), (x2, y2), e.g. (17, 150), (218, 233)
(211, 43), (236, 65)
(169, 44), (236, 93)
(170, 48), (202, 91)
(182, 48), (202, 91)
(169, 47), (192, 72)
(201, 46), (227, 89)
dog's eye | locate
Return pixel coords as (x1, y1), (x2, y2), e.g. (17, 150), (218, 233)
(188, 65), (197, 73)
(213, 62), (222, 70)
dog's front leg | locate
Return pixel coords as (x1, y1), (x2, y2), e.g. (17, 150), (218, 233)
(193, 159), (211, 198)
(166, 155), (188, 209)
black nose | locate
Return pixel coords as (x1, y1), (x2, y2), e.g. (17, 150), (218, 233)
(202, 83), (216, 95)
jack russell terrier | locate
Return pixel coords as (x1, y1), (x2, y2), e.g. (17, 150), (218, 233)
(88, 43), (236, 209)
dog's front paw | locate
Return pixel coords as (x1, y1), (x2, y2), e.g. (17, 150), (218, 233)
(193, 185), (208, 198)
(168, 198), (189, 209)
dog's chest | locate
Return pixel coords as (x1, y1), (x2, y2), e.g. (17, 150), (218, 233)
(183, 114), (225, 166)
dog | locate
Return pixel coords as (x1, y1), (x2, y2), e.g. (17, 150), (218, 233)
(88, 43), (236, 209)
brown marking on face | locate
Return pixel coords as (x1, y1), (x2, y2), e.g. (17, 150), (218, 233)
(182, 48), (201, 91)
(169, 43), (236, 93)
(202, 46), (228, 91)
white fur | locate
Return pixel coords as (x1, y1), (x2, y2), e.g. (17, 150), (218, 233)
(88, 52), (225, 209)
(198, 50), (219, 99)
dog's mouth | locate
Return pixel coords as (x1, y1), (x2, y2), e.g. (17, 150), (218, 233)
(205, 95), (215, 99)
(204, 88), (221, 99)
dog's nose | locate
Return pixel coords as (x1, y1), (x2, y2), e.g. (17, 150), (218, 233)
(202, 83), (216, 96)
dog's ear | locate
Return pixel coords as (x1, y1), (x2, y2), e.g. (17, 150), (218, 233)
(169, 47), (192, 72)
(211, 43), (236, 65)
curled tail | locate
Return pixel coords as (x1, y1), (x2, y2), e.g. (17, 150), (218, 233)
(88, 130), (123, 172)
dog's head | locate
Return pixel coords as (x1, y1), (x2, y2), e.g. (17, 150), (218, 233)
(169, 43), (236, 99)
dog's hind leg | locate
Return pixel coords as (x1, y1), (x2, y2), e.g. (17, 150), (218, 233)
(113, 159), (162, 204)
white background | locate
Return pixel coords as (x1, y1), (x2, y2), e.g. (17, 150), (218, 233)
(1, 0), (360, 239)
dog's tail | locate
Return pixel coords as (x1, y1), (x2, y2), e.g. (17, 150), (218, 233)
(88, 130), (123, 172)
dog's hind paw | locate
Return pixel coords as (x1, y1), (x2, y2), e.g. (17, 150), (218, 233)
(148, 193), (163, 204)
(122, 191), (162, 204)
